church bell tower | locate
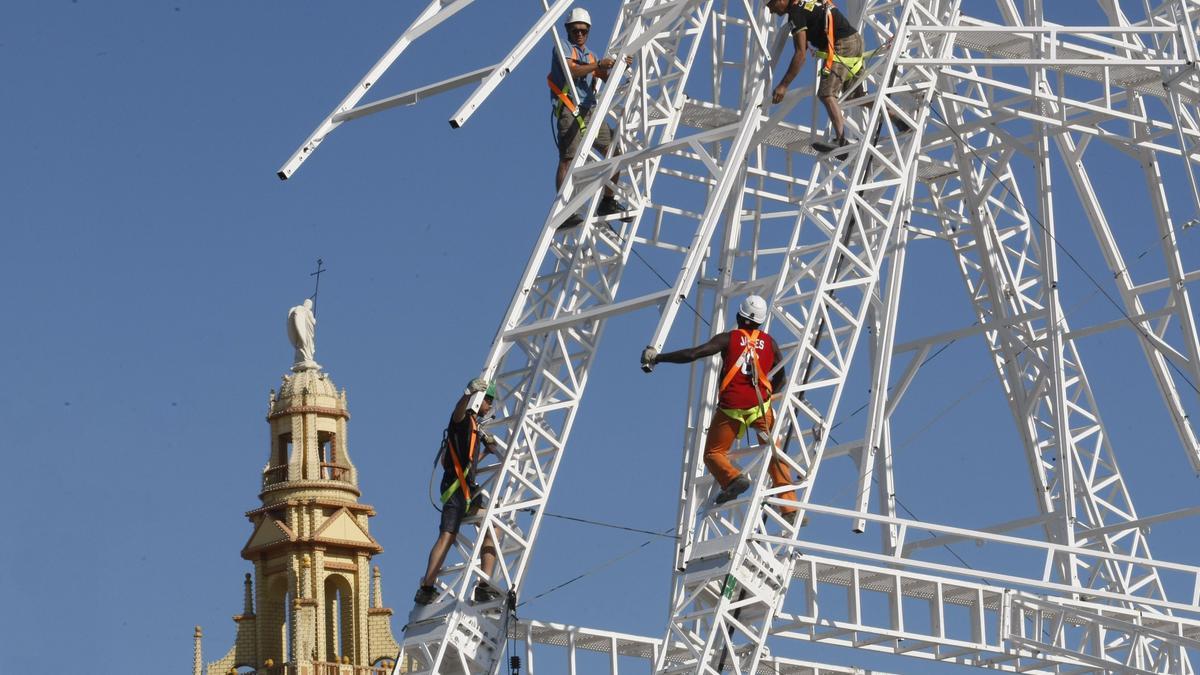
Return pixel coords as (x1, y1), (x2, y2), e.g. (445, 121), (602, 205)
(199, 300), (401, 674)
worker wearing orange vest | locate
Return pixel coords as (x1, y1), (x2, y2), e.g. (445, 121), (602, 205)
(414, 378), (503, 606)
(640, 296), (801, 517)
(766, 0), (863, 153)
(549, 7), (633, 227)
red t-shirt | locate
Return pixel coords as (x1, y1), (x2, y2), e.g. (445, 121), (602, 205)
(719, 329), (775, 409)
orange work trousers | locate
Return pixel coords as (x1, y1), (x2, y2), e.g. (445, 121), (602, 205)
(703, 407), (798, 513)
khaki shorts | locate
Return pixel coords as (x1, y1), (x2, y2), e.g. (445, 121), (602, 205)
(817, 32), (863, 99)
(557, 108), (614, 161)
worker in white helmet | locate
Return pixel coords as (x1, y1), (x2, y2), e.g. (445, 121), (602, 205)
(641, 296), (802, 521)
(548, 7), (634, 227)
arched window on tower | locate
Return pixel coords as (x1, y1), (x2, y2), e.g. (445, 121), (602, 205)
(323, 574), (355, 663)
(265, 432), (292, 487)
(319, 431), (344, 481)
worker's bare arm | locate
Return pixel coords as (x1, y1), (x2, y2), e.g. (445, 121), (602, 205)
(450, 393), (471, 423)
(658, 333), (730, 365)
(772, 30), (807, 104)
(567, 56), (616, 79)
(595, 54), (632, 81)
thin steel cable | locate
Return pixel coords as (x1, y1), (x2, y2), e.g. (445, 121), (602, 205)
(542, 511), (679, 538)
(517, 528), (675, 608)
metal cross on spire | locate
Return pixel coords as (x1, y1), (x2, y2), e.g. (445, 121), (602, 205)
(309, 258), (326, 316)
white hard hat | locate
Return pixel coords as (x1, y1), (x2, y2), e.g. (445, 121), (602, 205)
(565, 7), (592, 26)
(738, 295), (768, 324)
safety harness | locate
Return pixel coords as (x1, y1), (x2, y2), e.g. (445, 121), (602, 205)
(719, 328), (773, 436)
(548, 45), (596, 133)
(440, 415), (478, 506)
(798, 0), (867, 78)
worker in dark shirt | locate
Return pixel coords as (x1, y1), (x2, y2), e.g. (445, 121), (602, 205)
(414, 378), (503, 606)
(766, 0), (863, 151)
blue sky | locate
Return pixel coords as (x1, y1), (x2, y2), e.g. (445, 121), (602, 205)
(3, 2), (1199, 673)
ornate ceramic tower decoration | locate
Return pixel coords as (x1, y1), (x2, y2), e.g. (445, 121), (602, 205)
(199, 300), (400, 674)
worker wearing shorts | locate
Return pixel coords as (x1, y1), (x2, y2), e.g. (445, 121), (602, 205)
(767, 0), (862, 148)
(414, 379), (503, 606)
(549, 7), (632, 224)
(817, 32), (863, 100)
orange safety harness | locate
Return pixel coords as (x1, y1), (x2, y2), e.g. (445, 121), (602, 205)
(440, 415), (478, 505)
(796, 0), (835, 73)
(822, 1), (835, 74)
(719, 329), (772, 397)
(547, 45), (596, 131)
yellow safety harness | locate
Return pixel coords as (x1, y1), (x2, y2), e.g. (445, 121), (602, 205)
(548, 45), (595, 133)
(718, 329), (774, 437)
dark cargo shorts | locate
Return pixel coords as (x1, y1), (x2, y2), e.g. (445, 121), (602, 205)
(818, 32), (864, 99)
(438, 478), (482, 535)
(557, 108), (614, 161)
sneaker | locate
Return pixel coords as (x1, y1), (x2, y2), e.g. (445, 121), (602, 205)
(597, 196), (634, 222)
(714, 473), (752, 505)
(473, 583), (502, 604)
(413, 585), (438, 606)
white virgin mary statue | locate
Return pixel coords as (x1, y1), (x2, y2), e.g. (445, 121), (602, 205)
(287, 298), (320, 371)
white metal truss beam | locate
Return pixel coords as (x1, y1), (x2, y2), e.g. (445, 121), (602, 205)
(278, 0), (576, 179)
(764, 502), (1200, 673)
(278, 0), (478, 179)
(928, 101), (1171, 609)
(497, 617), (893, 675)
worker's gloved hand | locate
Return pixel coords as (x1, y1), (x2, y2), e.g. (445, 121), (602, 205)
(640, 346), (658, 373)
(466, 377), (490, 395)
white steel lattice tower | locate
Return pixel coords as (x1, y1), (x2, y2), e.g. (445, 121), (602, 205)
(280, 1), (1200, 673)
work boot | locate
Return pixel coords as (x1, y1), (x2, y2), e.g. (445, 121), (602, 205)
(833, 136), (853, 160)
(597, 195), (634, 222)
(557, 213), (585, 230)
(413, 585), (438, 606)
(714, 473), (752, 505)
(783, 511), (810, 528)
(473, 582), (502, 604)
